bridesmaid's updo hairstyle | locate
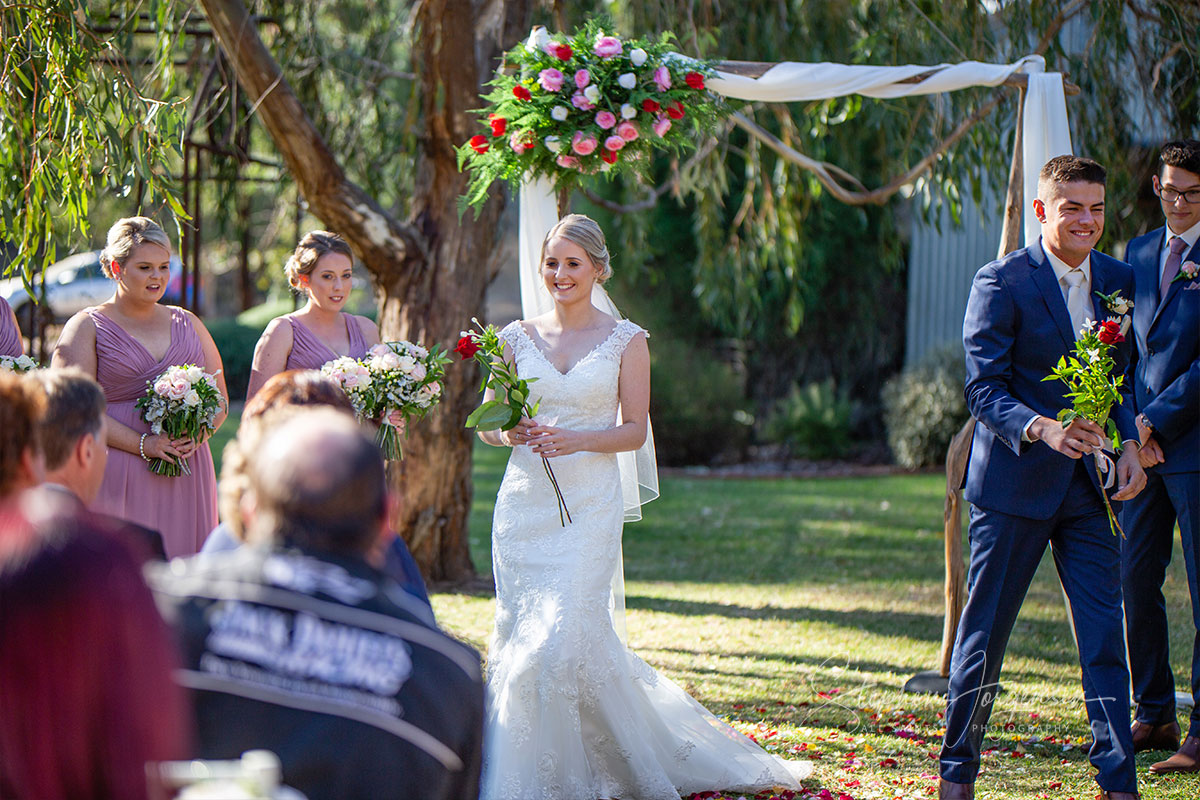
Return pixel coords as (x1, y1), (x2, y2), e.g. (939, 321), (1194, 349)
(541, 214), (613, 284)
(284, 231), (353, 292)
(99, 217), (172, 279)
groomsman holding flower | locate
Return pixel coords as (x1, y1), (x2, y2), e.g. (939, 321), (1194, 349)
(939, 155), (1146, 800)
(1120, 138), (1200, 775)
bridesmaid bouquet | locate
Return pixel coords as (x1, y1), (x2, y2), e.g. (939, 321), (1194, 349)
(1042, 317), (1127, 536)
(0, 354), (38, 372)
(136, 364), (224, 477)
(456, 319), (572, 526)
(321, 343), (451, 460)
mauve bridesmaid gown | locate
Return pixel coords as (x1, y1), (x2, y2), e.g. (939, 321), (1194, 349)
(283, 312), (369, 369)
(89, 307), (218, 558)
(0, 297), (22, 357)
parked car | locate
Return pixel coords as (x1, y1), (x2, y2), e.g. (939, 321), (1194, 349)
(0, 251), (196, 334)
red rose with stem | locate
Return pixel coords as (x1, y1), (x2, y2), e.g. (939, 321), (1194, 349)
(665, 101), (685, 120)
(454, 335), (481, 359)
(488, 114), (507, 137)
(685, 71), (705, 90)
(641, 98), (661, 113)
(601, 149), (618, 164)
(512, 85), (532, 101)
(468, 134), (489, 154)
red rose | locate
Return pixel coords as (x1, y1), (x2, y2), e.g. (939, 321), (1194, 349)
(512, 85), (532, 101)
(641, 98), (661, 113)
(454, 336), (481, 360)
(468, 134), (489, 154)
(488, 114), (507, 137)
(1097, 320), (1124, 344)
(553, 44), (573, 61)
(601, 148), (618, 164)
(665, 101), (685, 120)
(685, 71), (705, 90)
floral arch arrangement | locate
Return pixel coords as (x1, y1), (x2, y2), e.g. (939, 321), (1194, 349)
(456, 20), (726, 210)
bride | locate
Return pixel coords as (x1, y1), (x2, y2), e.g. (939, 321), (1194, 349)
(478, 214), (810, 799)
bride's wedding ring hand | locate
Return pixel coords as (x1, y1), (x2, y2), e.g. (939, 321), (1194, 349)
(500, 417), (537, 447)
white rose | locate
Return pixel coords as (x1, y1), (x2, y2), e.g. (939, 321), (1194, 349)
(185, 365), (204, 383)
(583, 85), (601, 104)
(16, 355), (35, 370)
(545, 135), (562, 153)
(620, 103), (637, 119)
(617, 72), (636, 90)
(551, 105), (570, 121)
(410, 363), (427, 381)
(396, 355), (417, 374)
(630, 48), (648, 67)
(183, 389), (201, 407)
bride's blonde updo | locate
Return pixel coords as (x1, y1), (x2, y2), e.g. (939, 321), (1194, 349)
(541, 214), (613, 284)
(99, 217), (172, 279)
(284, 231), (353, 291)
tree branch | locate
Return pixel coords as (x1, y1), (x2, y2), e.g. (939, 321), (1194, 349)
(195, 0), (430, 270)
(729, 92), (1005, 206)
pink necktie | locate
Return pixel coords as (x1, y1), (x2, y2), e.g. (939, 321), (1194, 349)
(1161, 236), (1187, 300)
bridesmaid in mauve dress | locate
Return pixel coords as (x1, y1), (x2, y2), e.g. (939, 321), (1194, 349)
(246, 230), (381, 399)
(53, 217), (227, 558)
(0, 296), (23, 357)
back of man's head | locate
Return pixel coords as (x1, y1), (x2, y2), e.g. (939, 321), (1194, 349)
(36, 368), (107, 473)
(247, 409), (386, 556)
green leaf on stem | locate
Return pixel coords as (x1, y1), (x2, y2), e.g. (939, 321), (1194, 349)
(467, 399), (513, 430)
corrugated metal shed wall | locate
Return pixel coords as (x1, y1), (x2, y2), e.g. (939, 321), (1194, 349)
(904, 189), (1004, 368)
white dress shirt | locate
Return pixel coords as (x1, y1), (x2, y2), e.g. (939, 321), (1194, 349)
(1160, 218), (1200, 280)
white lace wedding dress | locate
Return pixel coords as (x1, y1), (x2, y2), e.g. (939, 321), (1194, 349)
(480, 319), (811, 800)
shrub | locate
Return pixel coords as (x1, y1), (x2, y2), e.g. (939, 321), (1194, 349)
(649, 334), (751, 466)
(882, 345), (969, 468)
(763, 379), (857, 460)
(206, 316), (265, 402)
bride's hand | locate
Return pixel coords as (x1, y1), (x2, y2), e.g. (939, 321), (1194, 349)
(499, 417), (537, 447)
(526, 425), (585, 458)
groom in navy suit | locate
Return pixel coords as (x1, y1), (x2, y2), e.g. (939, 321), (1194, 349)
(938, 155), (1146, 800)
(1120, 139), (1200, 775)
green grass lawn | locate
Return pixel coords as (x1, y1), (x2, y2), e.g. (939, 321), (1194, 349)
(434, 444), (1197, 800)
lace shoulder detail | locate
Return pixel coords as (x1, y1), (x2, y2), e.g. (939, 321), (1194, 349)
(595, 319), (648, 363)
(497, 320), (532, 358)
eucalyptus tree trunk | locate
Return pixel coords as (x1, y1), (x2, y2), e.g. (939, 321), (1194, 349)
(198, 0), (533, 582)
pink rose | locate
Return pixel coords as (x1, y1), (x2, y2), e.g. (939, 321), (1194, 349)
(571, 91), (595, 111)
(653, 115), (672, 137)
(653, 65), (671, 92)
(571, 131), (598, 155)
(509, 130), (532, 154)
(616, 121), (639, 142)
(154, 378), (172, 397)
(538, 68), (564, 93)
(593, 36), (623, 59)
(342, 374), (361, 389)
(604, 135), (626, 151)
(574, 69), (590, 89)
(368, 343), (390, 358)
(595, 110), (617, 129)
(410, 363), (428, 381)
(556, 154), (581, 170)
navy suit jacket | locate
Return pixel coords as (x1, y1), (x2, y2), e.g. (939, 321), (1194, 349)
(1126, 228), (1199, 475)
(963, 239), (1137, 520)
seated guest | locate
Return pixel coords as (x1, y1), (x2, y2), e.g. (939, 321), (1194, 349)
(148, 409), (484, 800)
(0, 380), (187, 800)
(0, 371), (45, 509)
(34, 367), (166, 560)
(204, 369), (430, 607)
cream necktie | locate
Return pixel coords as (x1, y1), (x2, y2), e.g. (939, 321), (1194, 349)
(1063, 269), (1090, 340)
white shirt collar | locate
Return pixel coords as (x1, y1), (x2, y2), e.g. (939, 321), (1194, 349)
(1042, 241), (1091, 285)
(1164, 217), (1200, 252)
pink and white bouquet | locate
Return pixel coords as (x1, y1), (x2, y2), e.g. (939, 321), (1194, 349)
(322, 342), (451, 460)
(0, 354), (38, 373)
(136, 364), (224, 476)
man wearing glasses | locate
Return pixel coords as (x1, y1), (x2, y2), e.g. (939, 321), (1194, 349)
(1122, 138), (1200, 774)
